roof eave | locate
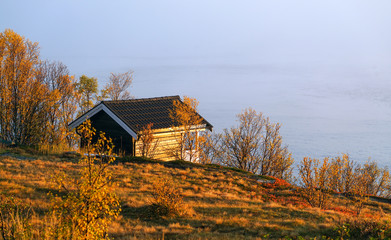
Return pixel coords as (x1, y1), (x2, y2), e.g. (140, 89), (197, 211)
(68, 102), (138, 139)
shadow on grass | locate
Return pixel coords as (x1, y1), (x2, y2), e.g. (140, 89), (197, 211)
(178, 218), (261, 237)
(120, 203), (262, 239)
(184, 195), (260, 206)
(121, 203), (155, 220)
(14, 181), (67, 203)
(31, 185), (63, 197)
(117, 156), (269, 180)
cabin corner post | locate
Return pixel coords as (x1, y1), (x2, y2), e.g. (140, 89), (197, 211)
(132, 137), (136, 156)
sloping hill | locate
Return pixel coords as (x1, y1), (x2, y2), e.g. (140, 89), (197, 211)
(1, 148), (391, 239)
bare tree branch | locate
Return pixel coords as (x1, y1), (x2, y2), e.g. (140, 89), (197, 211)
(102, 70), (133, 101)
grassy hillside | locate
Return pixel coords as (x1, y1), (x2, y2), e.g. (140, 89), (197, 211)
(1, 147), (391, 239)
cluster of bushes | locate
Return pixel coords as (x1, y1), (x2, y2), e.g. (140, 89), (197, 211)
(298, 154), (390, 212)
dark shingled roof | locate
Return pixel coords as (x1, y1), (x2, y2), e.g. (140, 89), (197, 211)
(102, 96), (213, 133)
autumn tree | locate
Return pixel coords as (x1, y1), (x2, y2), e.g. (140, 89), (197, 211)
(220, 108), (264, 173)
(52, 120), (120, 239)
(0, 29), (56, 145)
(137, 123), (159, 158)
(219, 108), (293, 178)
(350, 165), (371, 215)
(0, 28), (39, 144)
(199, 132), (221, 164)
(328, 154), (356, 194)
(76, 75), (98, 115)
(341, 161), (390, 215)
(298, 157), (331, 209)
(260, 121), (294, 179)
(327, 155), (390, 197)
(348, 161), (390, 214)
(360, 160), (390, 197)
(35, 60), (80, 147)
(0, 29), (81, 149)
(299, 154), (391, 213)
(168, 96), (206, 162)
(102, 70), (133, 100)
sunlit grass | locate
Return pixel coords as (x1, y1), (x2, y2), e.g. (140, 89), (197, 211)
(1, 149), (391, 239)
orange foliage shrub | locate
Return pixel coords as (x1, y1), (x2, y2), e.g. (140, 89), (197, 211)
(262, 176), (291, 189)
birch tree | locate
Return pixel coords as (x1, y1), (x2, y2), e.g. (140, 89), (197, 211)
(220, 108), (293, 178)
(36, 60), (80, 147)
(0, 29), (47, 145)
(52, 120), (120, 239)
(199, 132), (221, 164)
(102, 70), (133, 101)
(0, 29), (79, 147)
(76, 75), (98, 115)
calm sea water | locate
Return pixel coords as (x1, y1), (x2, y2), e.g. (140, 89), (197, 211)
(128, 63), (391, 168)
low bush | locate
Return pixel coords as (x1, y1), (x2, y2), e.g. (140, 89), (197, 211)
(334, 218), (391, 239)
(149, 178), (188, 218)
(298, 157), (330, 209)
(0, 195), (35, 240)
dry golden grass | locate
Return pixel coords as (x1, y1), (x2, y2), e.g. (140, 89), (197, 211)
(1, 149), (391, 239)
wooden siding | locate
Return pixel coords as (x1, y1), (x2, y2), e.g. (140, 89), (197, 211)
(87, 111), (207, 160)
(135, 127), (208, 161)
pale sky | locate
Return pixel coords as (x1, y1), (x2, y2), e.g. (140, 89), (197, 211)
(2, 1), (391, 74)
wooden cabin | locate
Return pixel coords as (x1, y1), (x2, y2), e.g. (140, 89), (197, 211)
(68, 96), (213, 161)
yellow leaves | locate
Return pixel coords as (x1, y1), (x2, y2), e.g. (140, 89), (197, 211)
(220, 108), (293, 179)
(299, 154), (391, 214)
(0, 29), (41, 144)
(168, 96), (206, 162)
(0, 30), (79, 147)
(298, 156), (332, 209)
(170, 96), (202, 128)
(150, 178), (188, 217)
(138, 123), (159, 158)
(53, 120), (120, 239)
